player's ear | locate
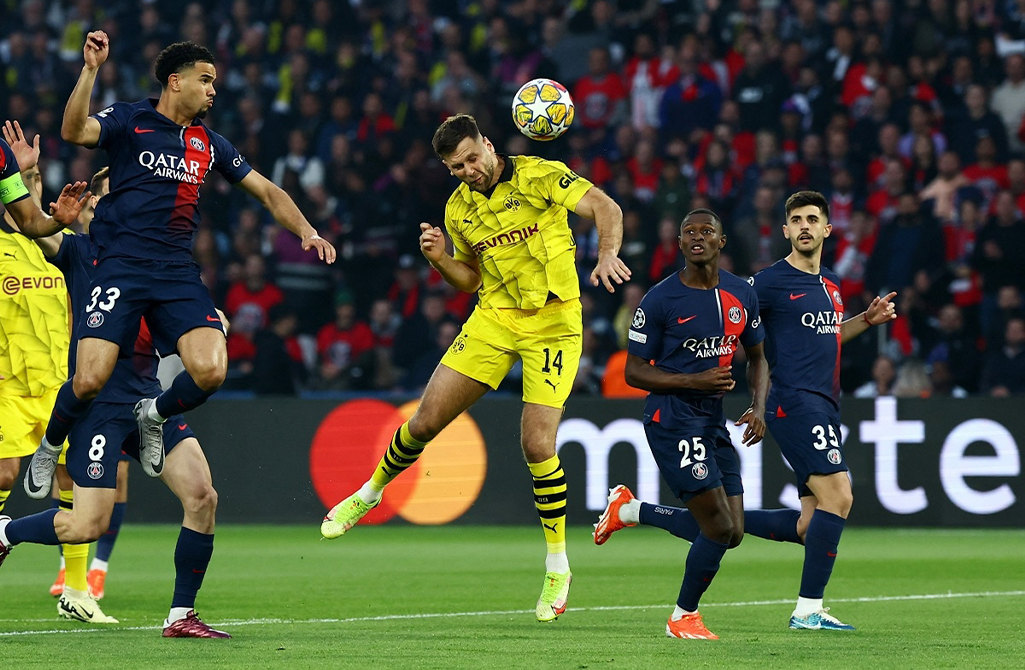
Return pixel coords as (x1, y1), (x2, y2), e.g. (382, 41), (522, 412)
(781, 224), (790, 239)
(823, 221), (832, 238)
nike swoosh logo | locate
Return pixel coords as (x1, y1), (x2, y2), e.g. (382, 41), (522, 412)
(134, 127), (155, 134)
(827, 551), (837, 557)
(790, 293), (806, 300)
(677, 316), (697, 324)
(177, 424), (188, 430)
(206, 315), (220, 322)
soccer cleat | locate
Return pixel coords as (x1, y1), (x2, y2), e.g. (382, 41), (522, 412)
(50, 567), (66, 597)
(87, 568), (107, 600)
(535, 570), (571, 622)
(58, 589), (119, 624)
(0, 515), (11, 568)
(789, 608), (856, 631)
(666, 612), (719, 640)
(162, 610), (231, 638)
(24, 441), (61, 499)
(593, 484), (636, 545)
(133, 399), (165, 477)
(321, 492), (380, 539)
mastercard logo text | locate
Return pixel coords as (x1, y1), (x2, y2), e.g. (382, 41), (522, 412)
(309, 399), (488, 525)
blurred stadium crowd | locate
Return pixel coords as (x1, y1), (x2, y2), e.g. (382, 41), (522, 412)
(2, 0), (1025, 398)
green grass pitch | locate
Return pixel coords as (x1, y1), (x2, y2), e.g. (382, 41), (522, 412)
(2, 526), (1023, 669)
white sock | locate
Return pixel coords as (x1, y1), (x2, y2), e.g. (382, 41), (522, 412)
(63, 586), (87, 599)
(90, 558), (109, 572)
(619, 500), (640, 525)
(793, 596), (823, 617)
(671, 605), (696, 621)
(59, 555), (66, 569)
(146, 400), (167, 424)
(545, 551), (570, 573)
(0, 521), (11, 548)
(165, 606), (192, 626)
(41, 435), (61, 453)
(358, 482), (382, 504)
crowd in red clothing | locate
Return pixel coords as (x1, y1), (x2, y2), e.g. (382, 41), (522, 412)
(4, 0), (1025, 396)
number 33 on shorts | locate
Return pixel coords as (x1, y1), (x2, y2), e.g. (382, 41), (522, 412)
(86, 286), (121, 312)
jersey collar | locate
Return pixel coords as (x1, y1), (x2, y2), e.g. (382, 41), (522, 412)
(482, 154), (514, 198)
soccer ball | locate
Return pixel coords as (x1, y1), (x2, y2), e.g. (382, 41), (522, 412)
(512, 78), (575, 141)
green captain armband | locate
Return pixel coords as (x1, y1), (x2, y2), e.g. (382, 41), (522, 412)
(0, 172), (30, 205)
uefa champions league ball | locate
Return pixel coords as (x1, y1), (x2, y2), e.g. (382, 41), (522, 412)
(511, 78), (575, 141)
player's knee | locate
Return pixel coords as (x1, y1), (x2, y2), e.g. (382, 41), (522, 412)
(190, 361), (226, 392)
(66, 516), (110, 544)
(406, 414), (440, 442)
(728, 531), (744, 549)
(184, 483), (218, 517)
(705, 517), (735, 545)
(72, 370), (106, 399)
(0, 461), (19, 490)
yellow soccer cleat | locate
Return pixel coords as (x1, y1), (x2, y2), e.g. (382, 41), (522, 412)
(58, 588), (119, 624)
(321, 493), (379, 539)
(535, 571), (571, 622)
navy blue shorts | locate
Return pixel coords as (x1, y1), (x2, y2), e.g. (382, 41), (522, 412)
(66, 401), (194, 488)
(83, 257), (223, 356)
(766, 410), (847, 497)
(644, 420), (743, 503)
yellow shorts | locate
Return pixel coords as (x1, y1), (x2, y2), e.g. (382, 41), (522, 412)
(441, 299), (583, 408)
(0, 389), (67, 461)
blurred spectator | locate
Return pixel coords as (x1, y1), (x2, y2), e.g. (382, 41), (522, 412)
(866, 193), (944, 294)
(920, 151), (969, 221)
(391, 289), (451, 372)
(251, 305), (306, 396)
(315, 290), (375, 390)
(573, 46), (627, 142)
(991, 54), (1025, 153)
(972, 191), (1025, 333)
(928, 360), (969, 398)
(946, 83), (1008, 164)
(923, 304), (983, 393)
(892, 358), (932, 398)
(853, 355), (897, 398)
(401, 318), (460, 392)
(980, 317), (1025, 396)
(732, 40), (791, 133)
(659, 49), (722, 143)
(732, 185), (791, 275)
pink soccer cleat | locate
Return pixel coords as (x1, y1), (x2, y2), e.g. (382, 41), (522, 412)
(162, 610), (231, 638)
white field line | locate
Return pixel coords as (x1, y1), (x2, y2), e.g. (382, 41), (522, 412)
(2, 589), (1023, 637)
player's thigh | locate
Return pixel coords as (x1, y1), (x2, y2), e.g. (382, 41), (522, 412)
(80, 258), (150, 356)
(145, 265), (224, 358)
(67, 402), (136, 490)
(520, 402), (564, 462)
(410, 364), (491, 438)
(115, 459), (129, 502)
(767, 411), (847, 498)
(518, 300), (582, 408)
(66, 485), (118, 534)
(161, 436), (214, 506)
(805, 471), (853, 517)
(74, 337), (122, 387)
(176, 326), (228, 376)
(438, 309), (519, 392)
(644, 420), (727, 504)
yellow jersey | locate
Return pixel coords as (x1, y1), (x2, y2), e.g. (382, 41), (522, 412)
(0, 229), (69, 397)
(444, 155), (593, 310)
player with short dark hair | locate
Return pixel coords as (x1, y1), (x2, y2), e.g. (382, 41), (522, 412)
(743, 190), (895, 630)
(1, 153), (231, 635)
(322, 113), (631, 622)
(22, 32), (335, 498)
(593, 208), (769, 640)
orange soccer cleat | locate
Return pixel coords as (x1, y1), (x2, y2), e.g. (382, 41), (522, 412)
(87, 568), (107, 600)
(593, 484), (636, 545)
(666, 612), (719, 640)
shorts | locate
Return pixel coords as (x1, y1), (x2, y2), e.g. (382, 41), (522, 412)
(441, 299), (582, 408)
(0, 389), (66, 459)
(767, 410), (848, 497)
(66, 401), (194, 488)
(83, 257), (223, 356)
(644, 420), (743, 503)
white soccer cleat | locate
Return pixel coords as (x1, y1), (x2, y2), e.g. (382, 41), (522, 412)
(789, 608), (856, 631)
(133, 398), (165, 477)
(24, 440), (61, 499)
(58, 588), (119, 624)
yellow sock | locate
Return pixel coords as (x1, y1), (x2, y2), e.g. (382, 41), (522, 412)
(369, 422), (427, 492)
(528, 455), (567, 554)
(0, 488), (10, 514)
(59, 489), (89, 593)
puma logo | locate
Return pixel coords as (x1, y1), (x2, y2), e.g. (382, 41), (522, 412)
(544, 379), (558, 391)
(543, 522), (559, 533)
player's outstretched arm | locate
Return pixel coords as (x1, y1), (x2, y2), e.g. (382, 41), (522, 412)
(840, 291), (897, 344)
(5, 183), (88, 244)
(419, 222), (481, 293)
(734, 341), (769, 446)
(624, 353), (736, 394)
(236, 170), (336, 264)
(60, 31), (107, 147)
(2, 121), (64, 258)
(574, 187), (632, 293)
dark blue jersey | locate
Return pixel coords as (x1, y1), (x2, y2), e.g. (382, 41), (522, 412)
(627, 269), (763, 428)
(51, 234), (161, 403)
(89, 99), (252, 263)
(751, 259), (844, 414)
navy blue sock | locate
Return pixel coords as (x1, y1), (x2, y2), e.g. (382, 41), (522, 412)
(639, 501), (700, 542)
(799, 510), (846, 599)
(171, 527), (214, 609)
(95, 502), (126, 562)
(5, 509), (60, 546)
(745, 509), (802, 544)
(156, 372), (216, 418)
(50, 498), (63, 556)
(677, 533), (729, 612)
(44, 380), (92, 446)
